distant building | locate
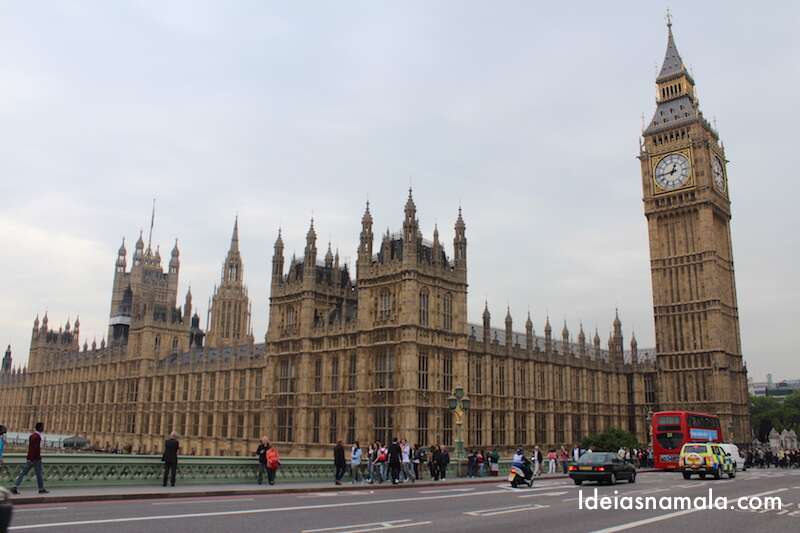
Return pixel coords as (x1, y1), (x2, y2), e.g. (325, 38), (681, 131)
(750, 377), (800, 401)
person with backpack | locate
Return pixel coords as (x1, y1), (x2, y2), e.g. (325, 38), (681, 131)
(334, 440), (346, 485)
(265, 441), (280, 485)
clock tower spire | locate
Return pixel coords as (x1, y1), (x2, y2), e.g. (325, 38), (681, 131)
(639, 16), (749, 444)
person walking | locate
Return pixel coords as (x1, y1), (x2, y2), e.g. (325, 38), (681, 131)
(10, 422), (48, 494)
(428, 444), (440, 481)
(367, 442), (379, 484)
(411, 443), (421, 480)
(161, 431), (180, 487)
(532, 446), (542, 476)
(488, 447), (500, 477)
(401, 439), (414, 482)
(0, 425), (6, 467)
(547, 449), (557, 474)
(255, 436), (269, 485)
(350, 441), (363, 484)
(558, 447), (569, 474)
(467, 448), (477, 478)
(388, 437), (402, 485)
(437, 446), (450, 480)
(265, 441), (280, 485)
(334, 440), (346, 485)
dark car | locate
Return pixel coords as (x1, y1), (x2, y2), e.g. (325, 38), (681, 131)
(568, 452), (637, 485)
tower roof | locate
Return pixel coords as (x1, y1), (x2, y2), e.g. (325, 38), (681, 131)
(230, 216), (239, 251)
(657, 19), (691, 84)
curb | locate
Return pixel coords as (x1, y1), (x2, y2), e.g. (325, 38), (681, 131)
(9, 470), (658, 505)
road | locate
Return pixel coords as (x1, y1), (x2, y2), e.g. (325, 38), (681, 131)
(7, 469), (800, 532)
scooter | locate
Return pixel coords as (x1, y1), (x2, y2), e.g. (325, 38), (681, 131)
(508, 465), (535, 488)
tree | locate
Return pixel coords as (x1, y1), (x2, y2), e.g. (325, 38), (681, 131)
(580, 428), (640, 452)
(749, 392), (800, 441)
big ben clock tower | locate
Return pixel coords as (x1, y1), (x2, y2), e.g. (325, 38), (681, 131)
(639, 16), (750, 443)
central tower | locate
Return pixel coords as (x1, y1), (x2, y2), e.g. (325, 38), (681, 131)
(639, 18), (749, 442)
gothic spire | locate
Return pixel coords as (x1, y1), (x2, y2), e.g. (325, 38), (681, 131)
(230, 215), (239, 251)
(657, 12), (691, 84)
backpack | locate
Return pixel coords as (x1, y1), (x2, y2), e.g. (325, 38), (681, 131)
(266, 448), (280, 470)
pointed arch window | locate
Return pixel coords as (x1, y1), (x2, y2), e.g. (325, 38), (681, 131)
(442, 293), (453, 331)
(378, 289), (392, 320)
(419, 290), (429, 326)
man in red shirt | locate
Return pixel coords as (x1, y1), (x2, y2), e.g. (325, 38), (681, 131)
(10, 422), (48, 494)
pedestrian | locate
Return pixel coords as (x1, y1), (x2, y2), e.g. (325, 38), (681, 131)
(161, 431), (180, 487)
(467, 448), (477, 478)
(255, 436), (269, 485)
(388, 437), (402, 485)
(10, 422), (48, 494)
(489, 447), (500, 477)
(351, 441), (362, 484)
(265, 440), (280, 485)
(334, 440), (346, 485)
(547, 449), (557, 474)
(477, 449), (485, 477)
(367, 442), (378, 484)
(437, 446), (450, 480)
(401, 439), (414, 482)
(429, 444), (440, 481)
(0, 425), (6, 465)
(532, 446), (542, 476)
(559, 446), (569, 474)
(413, 444), (424, 480)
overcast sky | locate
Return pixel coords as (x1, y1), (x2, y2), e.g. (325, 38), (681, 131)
(1, 1), (797, 381)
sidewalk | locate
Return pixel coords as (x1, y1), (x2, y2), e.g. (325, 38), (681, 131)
(6, 471), (599, 505)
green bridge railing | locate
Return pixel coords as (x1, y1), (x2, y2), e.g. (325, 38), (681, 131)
(0, 454), (510, 488)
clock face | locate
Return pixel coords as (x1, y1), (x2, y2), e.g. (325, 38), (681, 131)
(654, 153), (691, 190)
(712, 155), (726, 192)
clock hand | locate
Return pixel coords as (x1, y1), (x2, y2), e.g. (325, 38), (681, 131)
(669, 164), (677, 175)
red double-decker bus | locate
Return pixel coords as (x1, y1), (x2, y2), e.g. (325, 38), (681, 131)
(652, 411), (723, 470)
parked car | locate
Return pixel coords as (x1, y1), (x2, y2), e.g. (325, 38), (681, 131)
(719, 443), (746, 471)
(678, 442), (735, 480)
(568, 452), (637, 485)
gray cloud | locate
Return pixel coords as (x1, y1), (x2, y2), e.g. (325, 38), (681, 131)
(1, 1), (797, 380)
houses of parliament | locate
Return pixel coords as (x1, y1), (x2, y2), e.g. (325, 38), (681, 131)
(0, 21), (750, 456)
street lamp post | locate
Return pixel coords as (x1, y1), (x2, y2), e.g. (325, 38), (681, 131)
(646, 409), (653, 467)
(448, 385), (470, 462)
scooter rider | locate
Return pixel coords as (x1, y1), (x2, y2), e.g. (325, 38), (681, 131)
(512, 447), (533, 480)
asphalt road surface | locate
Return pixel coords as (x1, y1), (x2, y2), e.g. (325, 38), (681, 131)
(7, 469), (800, 533)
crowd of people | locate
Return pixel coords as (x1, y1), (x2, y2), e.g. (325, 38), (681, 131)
(746, 447), (800, 468)
(335, 439), (452, 485)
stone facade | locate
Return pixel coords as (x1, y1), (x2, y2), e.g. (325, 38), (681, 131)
(639, 20), (750, 442)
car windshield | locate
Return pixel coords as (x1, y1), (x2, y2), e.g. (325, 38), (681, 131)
(577, 452), (614, 464)
(683, 445), (707, 454)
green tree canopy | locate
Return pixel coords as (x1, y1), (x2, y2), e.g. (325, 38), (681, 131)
(580, 428), (640, 452)
(750, 391), (800, 441)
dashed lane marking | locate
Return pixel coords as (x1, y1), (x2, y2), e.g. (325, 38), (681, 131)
(418, 488), (474, 494)
(302, 519), (432, 533)
(517, 491), (568, 498)
(13, 508), (68, 513)
(151, 498), (254, 506)
(465, 503), (550, 517)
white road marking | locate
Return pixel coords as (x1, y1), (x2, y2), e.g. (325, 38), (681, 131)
(418, 488), (474, 494)
(13, 508), (68, 513)
(587, 488), (789, 533)
(7, 488), (508, 530)
(302, 519), (432, 533)
(151, 497), (254, 506)
(517, 491), (568, 498)
(561, 497), (580, 502)
(466, 503), (549, 516)
(638, 488), (670, 495)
